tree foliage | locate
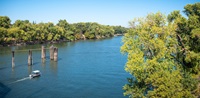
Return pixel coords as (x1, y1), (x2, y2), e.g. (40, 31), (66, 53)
(0, 16), (11, 28)
(167, 3), (200, 75)
(121, 3), (200, 97)
(0, 17), (128, 46)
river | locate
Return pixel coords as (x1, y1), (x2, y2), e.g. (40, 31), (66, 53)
(0, 36), (129, 98)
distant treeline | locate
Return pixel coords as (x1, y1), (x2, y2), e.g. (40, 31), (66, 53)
(0, 16), (128, 46)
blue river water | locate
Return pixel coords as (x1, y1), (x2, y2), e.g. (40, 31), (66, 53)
(0, 36), (129, 98)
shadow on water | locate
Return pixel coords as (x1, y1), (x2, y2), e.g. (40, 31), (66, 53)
(9, 62), (40, 71)
(0, 61), (39, 71)
(28, 66), (32, 74)
(0, 67), (9, 71)
(57, 57), (62, 61)
(0, 82), (11, 98)
(32, 62), (40, 65)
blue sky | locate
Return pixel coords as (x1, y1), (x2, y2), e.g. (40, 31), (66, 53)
(0, 0), (199, 27)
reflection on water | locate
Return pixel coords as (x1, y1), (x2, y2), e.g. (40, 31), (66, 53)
(49, 60), (58, 74)
(28, 66), (32, 75)
(41, 59), (45, 64)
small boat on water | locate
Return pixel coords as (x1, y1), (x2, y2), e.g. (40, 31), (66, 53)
(29, 70), (41, 78)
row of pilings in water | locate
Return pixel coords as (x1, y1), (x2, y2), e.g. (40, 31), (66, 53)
(11, 45), (58, 68)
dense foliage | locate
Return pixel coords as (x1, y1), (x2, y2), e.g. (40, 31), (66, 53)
(121, 3), (200, 98)
(0, 16), (127, 46)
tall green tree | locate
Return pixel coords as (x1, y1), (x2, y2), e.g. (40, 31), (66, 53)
(0, 16), (11, 28)
(121, 12), (197, 98)
(57, 19), (70, 30)
(168, 3), (200, 96)
(0, 27), (7, 44)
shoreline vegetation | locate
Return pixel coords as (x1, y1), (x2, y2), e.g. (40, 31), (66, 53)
(0, 16), (128, 47)
(1, 34), (124, 47)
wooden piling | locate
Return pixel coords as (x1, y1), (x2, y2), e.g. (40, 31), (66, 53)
(54, 47), (58, 62)
(41, 45), (46, 59)
(12, 51), (15, 68)
(28, 50), (32, 65)
(49, 45), (54, 60)
(50, 45), (54, 60)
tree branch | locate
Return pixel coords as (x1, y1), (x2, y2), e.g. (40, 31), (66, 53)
(177, 34), (186, 53)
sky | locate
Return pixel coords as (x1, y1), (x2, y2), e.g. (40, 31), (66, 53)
(0, 0), (199, 27)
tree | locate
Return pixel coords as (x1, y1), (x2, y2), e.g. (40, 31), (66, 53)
(0, 16), (127, 45)
(7, 27), (23, 43)
(0, 16), (11, 28)
(121, 12), (196, 98)
(65, 30), (74, 41)
(168, 3), (200, 97)
(0, 27), (7, 44)
(113, 26), (127, 35)
(57, 19), (70, 30)
(184, 3), (200, 53)
(104, 26), (114, 37)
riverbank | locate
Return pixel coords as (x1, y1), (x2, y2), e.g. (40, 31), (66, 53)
(0, 34), (124, 47)
(0, 39), (68, 47)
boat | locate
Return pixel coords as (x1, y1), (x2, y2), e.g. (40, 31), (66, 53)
(29, 70), (41, 78)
